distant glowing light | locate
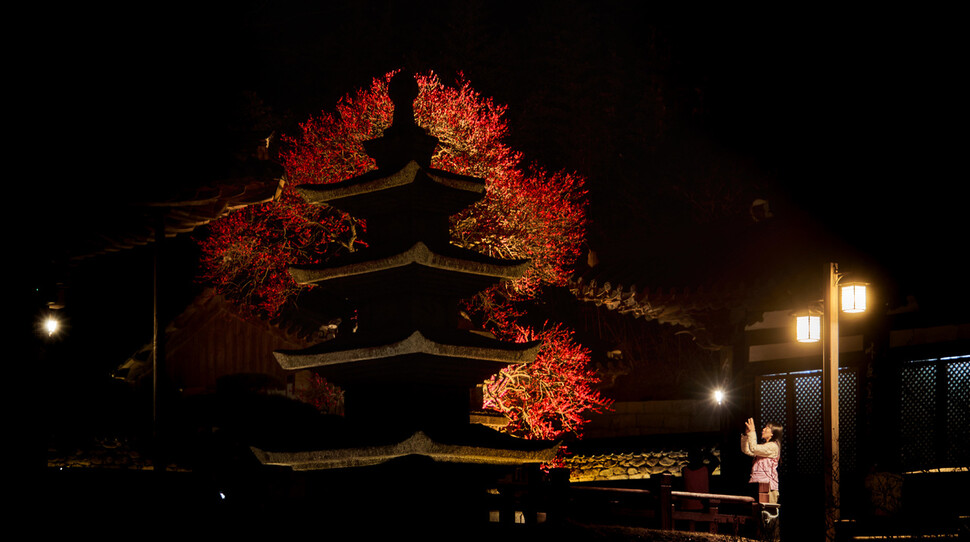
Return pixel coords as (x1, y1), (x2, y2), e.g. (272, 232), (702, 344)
(796, 315), (821, 343)
(714, 389), (725, 405)
(44, 316), (60, 336)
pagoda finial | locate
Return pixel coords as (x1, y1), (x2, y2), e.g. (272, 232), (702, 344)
(389, 70), (420, 128)
(363, 71), (439, 170)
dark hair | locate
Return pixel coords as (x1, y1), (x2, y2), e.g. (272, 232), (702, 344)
(766, 422), (784, 443)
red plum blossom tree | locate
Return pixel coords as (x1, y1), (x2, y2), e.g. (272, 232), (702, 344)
(198, 71), (609, 439)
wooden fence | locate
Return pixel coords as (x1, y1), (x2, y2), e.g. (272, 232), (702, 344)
(568, 475), (780, 537)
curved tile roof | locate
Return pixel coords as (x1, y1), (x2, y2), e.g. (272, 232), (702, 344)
(60, 175), (283, 262)
(569, 209), (874, 347)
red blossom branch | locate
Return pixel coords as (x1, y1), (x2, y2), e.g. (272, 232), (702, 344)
(197, 71), (608, 438)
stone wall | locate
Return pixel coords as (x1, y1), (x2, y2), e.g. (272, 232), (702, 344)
(565, 448), (721, 483)
(566, 399), (723, 483)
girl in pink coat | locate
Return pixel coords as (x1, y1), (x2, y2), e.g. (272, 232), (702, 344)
(741, 417), (782, 504)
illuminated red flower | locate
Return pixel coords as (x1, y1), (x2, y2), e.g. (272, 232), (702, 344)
(198, 71), (607, 438)
(484, 324), (612, 440)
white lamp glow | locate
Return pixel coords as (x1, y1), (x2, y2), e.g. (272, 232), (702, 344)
(44, 316), (59, 336)
(796, 314), (821, 343)
(841, 283), (867, 313)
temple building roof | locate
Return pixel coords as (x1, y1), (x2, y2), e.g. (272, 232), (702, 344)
(51, 174), (283, 262)
(570, 206), (880, 348)
(252, 428), (560, 471)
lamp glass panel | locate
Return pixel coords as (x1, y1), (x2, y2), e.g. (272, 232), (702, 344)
(842, 284), (867, 313)
(797, 315), (821, 343)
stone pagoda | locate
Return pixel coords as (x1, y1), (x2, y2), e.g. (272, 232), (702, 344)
(250, 73), (560, 527)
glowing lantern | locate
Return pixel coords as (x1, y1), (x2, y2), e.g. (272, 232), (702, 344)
(796, 314), (821, 343)
(841, 283), (868, 313)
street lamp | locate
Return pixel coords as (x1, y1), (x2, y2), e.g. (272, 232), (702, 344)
(795, 262), (867, 542)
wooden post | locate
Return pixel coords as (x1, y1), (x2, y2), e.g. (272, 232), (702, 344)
(708, 499), (720, 534)
(660, 474), (673, 530)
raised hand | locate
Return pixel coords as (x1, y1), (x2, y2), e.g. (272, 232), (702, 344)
(745, 417), (755, 433)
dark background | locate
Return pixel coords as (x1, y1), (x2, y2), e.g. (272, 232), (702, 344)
(33, 2), (964, 418)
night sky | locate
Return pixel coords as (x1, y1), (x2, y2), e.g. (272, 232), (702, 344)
(34, 3), (965, 380)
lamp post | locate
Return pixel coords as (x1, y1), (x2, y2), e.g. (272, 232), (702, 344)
(796, 262), (867, 542)
(822, 262), (841, 542)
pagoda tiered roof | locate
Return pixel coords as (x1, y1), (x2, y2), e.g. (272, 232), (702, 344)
(295, 160), (486, 218)
(274, 329), (539, 387)
(289, 241), (529, 295)
(265, 72), (548, 469)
